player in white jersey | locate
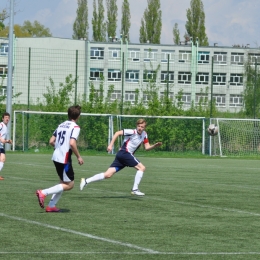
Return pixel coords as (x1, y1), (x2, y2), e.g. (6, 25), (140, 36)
(80, 118), (162, 196)
(36, 105), (84, 212)
(0, 112), (12, 180)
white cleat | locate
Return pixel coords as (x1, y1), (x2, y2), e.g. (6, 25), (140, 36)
(131, 189), (145, 196)
(80, 178), (87, 191)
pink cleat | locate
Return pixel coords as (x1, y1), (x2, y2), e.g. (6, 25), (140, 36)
(46, 206), (61, 213)
(36, 190), (46, 209)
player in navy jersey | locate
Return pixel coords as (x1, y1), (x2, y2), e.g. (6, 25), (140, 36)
(80, 118), (162, 196)
(0, 112), (12, 180)
(36, 105), (84, 212)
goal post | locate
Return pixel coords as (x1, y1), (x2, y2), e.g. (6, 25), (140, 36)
(209, 118), (260, 157)
(13, 110), (207, 155)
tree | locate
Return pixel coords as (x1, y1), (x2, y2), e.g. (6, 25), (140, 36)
(73, 0), (89, 40)
(0, 24), (30, 37)
(185, 0), (208, 46)
(243, 58), (260, 118)
(139, 0), (162, 44)
(0, 9), (8, 30)
(106, 0), (118, 40)
(92, 0), (106, 42)
(22, 20), (52, 37)
(172, 23), (180, 44)
(120, 0), (131, 42)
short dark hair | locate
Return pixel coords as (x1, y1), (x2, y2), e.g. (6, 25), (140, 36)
(68, 105), (81, 120)
(2, 112), (10, 120)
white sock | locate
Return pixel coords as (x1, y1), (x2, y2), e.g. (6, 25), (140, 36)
(48, 191), (63, 207)
(42, 184), (63, 196)
(132, 171), (144, 190)
(86, 173), (105, 183)
(0, 162), (4, 171)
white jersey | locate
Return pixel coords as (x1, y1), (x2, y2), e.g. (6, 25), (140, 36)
(0, 122), (8, 149)
(51, 120), (80, 164)
(121, 129), (149, 154)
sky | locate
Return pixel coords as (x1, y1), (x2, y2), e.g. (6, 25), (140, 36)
(1, 0), (260, 48)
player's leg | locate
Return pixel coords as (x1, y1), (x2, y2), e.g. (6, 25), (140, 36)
(131, 162), (146, 196)
(0, 150), (6, 180)
(80, 155), (124, 191)
(80, 167), (118, 191)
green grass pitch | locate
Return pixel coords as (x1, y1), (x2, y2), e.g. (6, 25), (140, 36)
(1, 153), (260, 260)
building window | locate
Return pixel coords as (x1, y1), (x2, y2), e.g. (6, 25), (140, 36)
(108, 69), (121, 81)
(179, 51), (191, 63)
(128, 48), (140, 62)
(195, 93), (208, 105)
(181, 93), (191, 105)
(90, 47), (104, 60)
(126, 70), (139, 83)
(196, 72), (209, 85)
(161, 50), (174, 63)
(213, 94), (226, 106)
(178, 72), (191, 84)
(214, 52), (227, 65)
(143, 70), (156, 82)
(0, 43), (8, 56)
(90, 68), (104, 81)
(160, 91), (174, 101)
(249, 53), (260, 65)
(213, 73), (226, 85)
(108, 48), (120, 60)
(125, 91), (138, 104)
(110, 90), (121, 101)
(229, 94), (243, 107)
(144, 49), (157, 62)
(0, 66), (8, 77)
(161, 71), (174, 83)
(198, 51), (210, 64)
(229, 74), (243, 86)
(231, 53), (244, 65)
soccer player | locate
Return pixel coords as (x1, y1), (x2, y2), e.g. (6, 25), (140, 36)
(0, 112), (12, 180)
(80, 118), (162, 196)
(36, 105), (84, 212)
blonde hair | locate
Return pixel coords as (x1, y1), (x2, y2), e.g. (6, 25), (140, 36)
(136, 118), (146, 125)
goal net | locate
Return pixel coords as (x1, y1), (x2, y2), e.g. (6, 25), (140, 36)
(209, 118), (260, 157)
(13, 111), (207, 155)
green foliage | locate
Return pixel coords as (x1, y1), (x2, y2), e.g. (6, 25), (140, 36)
(92, 0), (106, 41)
(185, 0), (208, 46)
(242, 59), (260, 118)
(22, 20), (52, 37)
(39, 74), (76, 111)
(172, 23), (180, 44)
(139, 0), (162, 44)
(120, 0), (131, 42)
(73, 0), (89, 40)
(106, 0), (118, 39)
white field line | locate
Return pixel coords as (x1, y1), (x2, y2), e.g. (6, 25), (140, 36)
(0, 213), (159, 254)
(0, 251), (260, 255)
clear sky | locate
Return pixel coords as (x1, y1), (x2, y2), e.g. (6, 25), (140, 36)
(1, 0), (260, 48)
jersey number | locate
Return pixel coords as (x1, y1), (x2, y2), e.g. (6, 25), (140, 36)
(57, 130), (66, 145)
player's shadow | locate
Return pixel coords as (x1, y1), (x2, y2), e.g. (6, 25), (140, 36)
(38, 208), (71, 213)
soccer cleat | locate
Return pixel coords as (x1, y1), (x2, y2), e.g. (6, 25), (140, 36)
(0, 176), (4, 180)
(46, 206), (61, 213)
(131, 189), (145, 196)
(80, 178), (87, 191)
(36, 190), (46, 209)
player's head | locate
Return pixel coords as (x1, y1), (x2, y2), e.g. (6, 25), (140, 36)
(68, 105), (81, 121)
(136, 118), (146, 134)
(2, 112), (10, 125)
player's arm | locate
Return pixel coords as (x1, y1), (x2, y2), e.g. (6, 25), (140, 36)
(0, 137), (12, 144)
(49, 135), (56, 147)
(107, 130), (123, 152)
(144, 141), (162, 151)
(70, 138), (84, 165)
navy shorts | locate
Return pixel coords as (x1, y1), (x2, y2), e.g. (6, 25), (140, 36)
(0, 148), (5, 154)
(110, 150), (140, 172)
(53, 161), (74, 182)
